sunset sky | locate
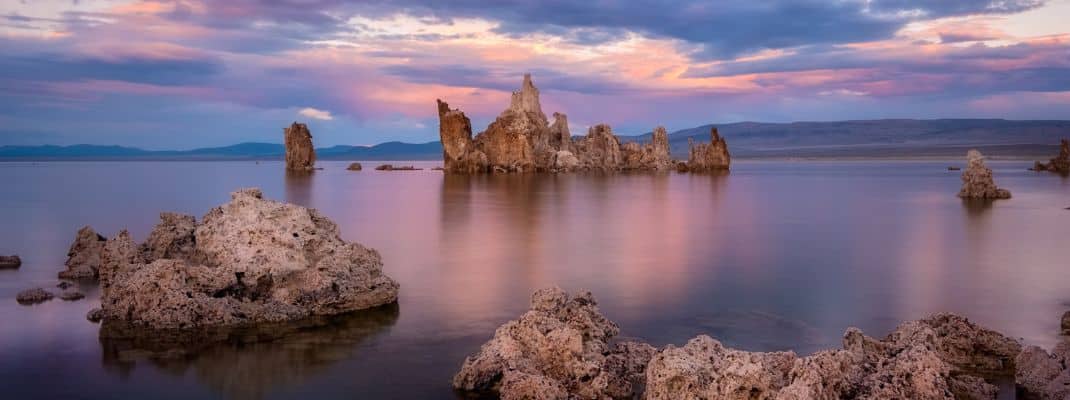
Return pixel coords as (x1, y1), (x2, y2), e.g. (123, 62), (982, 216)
(2, 0), (1069, 148)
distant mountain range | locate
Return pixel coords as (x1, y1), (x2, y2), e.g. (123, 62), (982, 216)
(3, 119), (1068, 160)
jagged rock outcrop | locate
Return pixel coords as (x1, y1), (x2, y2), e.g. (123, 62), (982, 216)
(687, 127), (731, 172)
(1032, 139), (1070, 174)
(646, 313), (1019, 400)
(958, 150), (1011, 199)
(438, 99), (488, 173)
(1016, 340), (1070, 399)
(284, 122), (316, 171)
(16, 288), (54, 304)
(453, 287), (656, 399)
(96, 188), (399, 330)
(455, 288), (1028, 399)
(437, 74), (727, 173)
(0, 255), (20, 269)
(58, 226), (107, 280)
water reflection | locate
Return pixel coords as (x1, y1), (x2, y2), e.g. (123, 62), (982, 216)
(283, 170), (316, 207)
(99, 304), (399, 400)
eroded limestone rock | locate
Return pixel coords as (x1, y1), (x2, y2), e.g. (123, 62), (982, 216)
(16, 288), (54, 305)
(139, 213), (196, 262)
(438, 99), (488, 173)
(58, 226), (107, 280)
(1016, 341), (1070, 400)
(452, 287), (656, 399)
(98, 188), (399, 330)
(1032, 139), (1069, 174)
(687, 127), (731, 172)
(284, 122), (316, 171)
(958, 150), (1011, 199)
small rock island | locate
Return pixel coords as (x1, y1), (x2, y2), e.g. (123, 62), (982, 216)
(958, 149), (1011, 199)
(284, 122), (316, 171)
(438, 74), (729, 173)
(1032, 138), (1069, 174)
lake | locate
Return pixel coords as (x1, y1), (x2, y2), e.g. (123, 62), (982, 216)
(1, 160), (1068, 399)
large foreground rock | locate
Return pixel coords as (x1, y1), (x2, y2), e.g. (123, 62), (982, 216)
(958, 149), (1011, 199)
(284, 122), (316, 171)
(58, 226), (107, 280)
(1015, 341), (1070, 399)
(1032, 139), (1069, 174)
(453, 287), (656, 399)
(97, 188), (399, 330)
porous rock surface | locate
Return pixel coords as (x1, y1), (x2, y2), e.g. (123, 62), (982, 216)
(455, 288), (1026, 400)
(1032, 139), (1069, 174)
(438, 74), (721, 173)
(452, 287), (656, 399)
(958, 150), (1011, 199)
(1015, 340), (1070, 400)
(97, 188), (399, 330)
(284, 122), (316, 171)
(16, 288), (54, 304)
(686, 127), (731, 172)
(58, 225), (107, 280)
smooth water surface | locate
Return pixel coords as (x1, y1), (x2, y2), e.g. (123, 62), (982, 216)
(1, 160), (1068, 399)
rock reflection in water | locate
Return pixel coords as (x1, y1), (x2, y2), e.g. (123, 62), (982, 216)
(100, 304), (399, 400)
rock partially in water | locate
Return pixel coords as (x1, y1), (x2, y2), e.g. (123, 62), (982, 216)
(284, 122), (316, 171)
(1062, 310), (1070, 335)
(552, 150), (580, 171)
(98, 188), (399, 330)
(0, 254), (20, 269)
(87, 308), (104, 323)
(56, 281), (72, 289)
(438, 99), (489, 173)
(452, 287), (655, 399)
(574, 124), (623, 171)
(58, 226), (107, 280)
(1016, 341), (1070, 400)
(59, 291), (85, 301)
(687, 127), (731, 172)
(1031, 139), (1069, 174)
(958, 149), (1011, 199)
(647, 313), (1018, 399)
(16, 288), (54, 305)
(346, 162), (362, 171)
(375, 164), (421, 171)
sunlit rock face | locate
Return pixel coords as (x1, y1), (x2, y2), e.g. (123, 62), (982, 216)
(97, 188), (399, 330)
(437, 74), (727, 173)
(284, 122), (316, 171)
(1032, 139), (1070, 174)
(957, 149), (1011, 199)
(686, 127), (731, 172)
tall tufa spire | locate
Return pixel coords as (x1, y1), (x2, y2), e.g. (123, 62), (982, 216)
(508, 73), (544, 117)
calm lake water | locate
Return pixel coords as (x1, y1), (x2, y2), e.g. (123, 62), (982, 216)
(1, 160), (1068, 399)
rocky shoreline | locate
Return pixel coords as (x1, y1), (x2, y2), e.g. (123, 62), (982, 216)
(438, 74), (730, 173)
(454, 287), (1069, 400)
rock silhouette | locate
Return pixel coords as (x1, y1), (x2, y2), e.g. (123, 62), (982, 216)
(437, 74), (726, 173)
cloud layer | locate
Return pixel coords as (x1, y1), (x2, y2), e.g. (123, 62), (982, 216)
(1, 0), (1068, 148)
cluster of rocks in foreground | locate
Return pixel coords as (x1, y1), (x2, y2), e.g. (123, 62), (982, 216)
(439, 74), (730, 174)
(53, 188), (398, 331)
(454, 287), (1070, 400)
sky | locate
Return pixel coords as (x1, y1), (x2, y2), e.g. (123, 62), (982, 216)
(1, 0), (1069, 149)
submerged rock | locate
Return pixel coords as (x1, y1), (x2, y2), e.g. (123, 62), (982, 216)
(452, 287), (656, 399)
(58, 226), (107, 280)
(958, 150), (1011, 199)
(59, 291), (85, 301)
(346, 162), (362, 171)
(97, 188), (399, 330)
(0, 255), (20, 269)
(687, 127), (731, 172)
(16, 288), (54, 305)
(284, 122), (316, 171)
(1031, 139), (1069, 174)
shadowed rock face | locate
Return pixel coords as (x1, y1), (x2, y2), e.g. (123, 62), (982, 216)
(958, 149), (1011, 199)
(455, 288), (1025, 400)
(1032, 139), (1070, 174)
(97, 188), (399, 331)
(687, 127), (731, 172)
(284, 122), (315, 171)
(59, 226), (107, 280)
(1016, 340), (1070, 399)
(437, 74), (724, 173)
